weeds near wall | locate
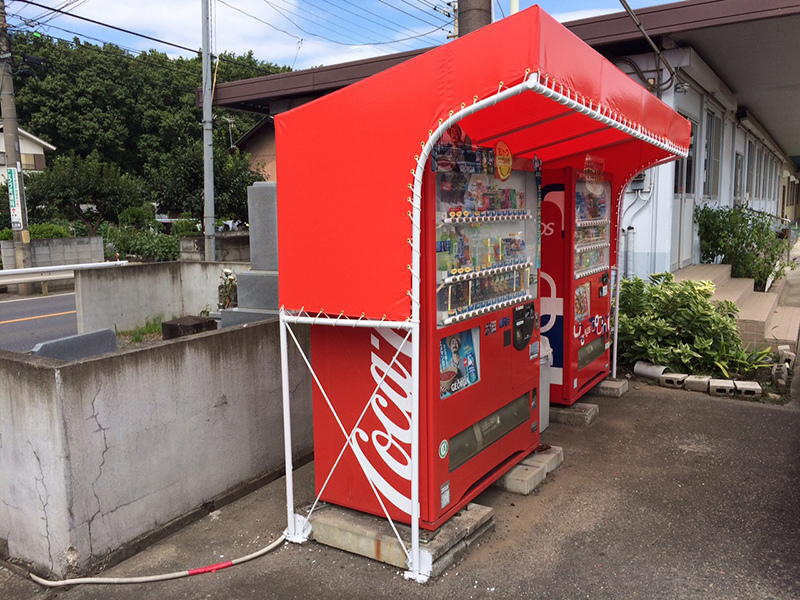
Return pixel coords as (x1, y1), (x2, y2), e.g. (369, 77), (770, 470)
(694, 204), (795, 292)
(618, 273), (772, 377)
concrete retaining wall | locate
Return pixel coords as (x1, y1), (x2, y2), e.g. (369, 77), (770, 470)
(76, 261), (248, 333)
(0, 319), (313, 576)
(1, 237), (103, 270)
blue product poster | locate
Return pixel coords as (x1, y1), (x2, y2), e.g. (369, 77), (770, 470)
(440, 328), (480, 399)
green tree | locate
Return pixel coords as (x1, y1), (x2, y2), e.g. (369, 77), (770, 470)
(25, 152), (144, 235)
(146, 139), (263, 221)
(10, 33), (284, 221)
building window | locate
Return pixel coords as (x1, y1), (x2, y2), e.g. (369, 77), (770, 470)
(674, 118), (697, 195)
(733, 153), (744, 206)
(746, 140), (755, 201)
(702, 110), (722, 199)
(20, 153), (37, 170)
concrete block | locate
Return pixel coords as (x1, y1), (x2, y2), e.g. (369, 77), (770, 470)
(733, 381), (762, 398)
(550, 403), (598, 427)
(777, 344), (791, 355)
(494, 462), (546, 495)
(708, 379), (736, 397)
(308, 502), (494, 579)
(684, 375), (711, 393)
(520, 445), (564, 474)
(660, 373), (688, 388)
(161, 316), (218, 340)
(779, 348), (796, 371)
(590, 378), (628, 397)
(772, 363), (789, 386)
(237, 270), (279, 310)
(247, 182), (278, 271)
(31, 329), (117, 361)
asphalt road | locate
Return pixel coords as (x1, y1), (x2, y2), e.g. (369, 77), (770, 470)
(3, 384), (799, 599)
(0, 293), (77, 353)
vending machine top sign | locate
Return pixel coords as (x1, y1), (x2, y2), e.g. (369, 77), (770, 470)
(275, 6), (691, 323)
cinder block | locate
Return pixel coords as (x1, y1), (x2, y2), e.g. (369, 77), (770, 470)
(708, 379), (736, 397)
(660, 373), (688, 388)
(683, 375), (711, 393)
(777, 344), (791, 355)
(494, 462), (546, 495)
(772, 363), (789, 386)
(521, 445), (563, 474)
(550, 403), (598, 427)
(733, 381), (762, 398)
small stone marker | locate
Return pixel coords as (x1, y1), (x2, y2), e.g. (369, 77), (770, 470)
(162, 316), (218, 340)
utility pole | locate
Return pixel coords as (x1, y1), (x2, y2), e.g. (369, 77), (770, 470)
(0, 0), (33, 295)
(201, 0), (215, 262)
(457, 0), (491, 36)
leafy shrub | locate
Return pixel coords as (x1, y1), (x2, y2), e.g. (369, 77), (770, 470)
(171, 217), (201, 238)
(695, 204), (795, 291)
(103, 226), (179, 262)
(118, 203), (162, 231)
(0, 222), (71, 240)
(618, 272), (771, 377)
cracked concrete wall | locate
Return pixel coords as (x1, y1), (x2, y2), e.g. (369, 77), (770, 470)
(0, 320), (312, 576)
(75, 261), (246, 334)
(0, 351), (74, 575)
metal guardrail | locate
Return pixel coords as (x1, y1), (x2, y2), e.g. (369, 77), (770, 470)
(0, 261), (128, 293)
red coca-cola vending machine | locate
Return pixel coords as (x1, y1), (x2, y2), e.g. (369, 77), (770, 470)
(311, 127), (542, 530)
(540, 167), (617, 405)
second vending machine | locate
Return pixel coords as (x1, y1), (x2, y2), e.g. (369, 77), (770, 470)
(540, 167), (616, 406)
(312, 127), (542, 530)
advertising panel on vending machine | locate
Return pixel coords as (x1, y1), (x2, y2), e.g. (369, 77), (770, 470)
(540, 167), (616, 405)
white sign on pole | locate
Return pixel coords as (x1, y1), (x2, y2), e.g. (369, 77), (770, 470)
(7, 167), (22, 230)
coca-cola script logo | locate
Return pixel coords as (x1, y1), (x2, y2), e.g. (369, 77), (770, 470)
(350, 328), (413, 516)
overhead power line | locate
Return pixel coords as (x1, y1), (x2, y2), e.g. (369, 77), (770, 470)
(9, 1), (280, 76)
(15, 0), (198, 53)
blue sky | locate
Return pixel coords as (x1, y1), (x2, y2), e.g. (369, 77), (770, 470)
(6, 1), (679, 71)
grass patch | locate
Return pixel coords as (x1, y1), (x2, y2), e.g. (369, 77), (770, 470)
(117, 316), (164, 347)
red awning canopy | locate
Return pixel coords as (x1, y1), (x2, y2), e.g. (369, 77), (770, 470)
(275, 6), (690, 321)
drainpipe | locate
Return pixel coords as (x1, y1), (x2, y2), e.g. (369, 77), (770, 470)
(626, 226), (636, 279)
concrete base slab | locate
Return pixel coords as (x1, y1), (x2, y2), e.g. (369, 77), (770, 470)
(684, 375), (711, 393)
(521, 445), (564, 474)
(591, 378), (629, 397)
(495, 462), (546, 495)
(307, 502), (494, 579)
(550, 403), (598, 427)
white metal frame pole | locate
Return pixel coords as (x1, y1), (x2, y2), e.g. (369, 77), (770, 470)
(279, 311), (301, 541)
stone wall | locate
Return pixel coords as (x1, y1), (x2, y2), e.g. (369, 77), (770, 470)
(1, 236), (103, 270)
(179, 232), (250, 262)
